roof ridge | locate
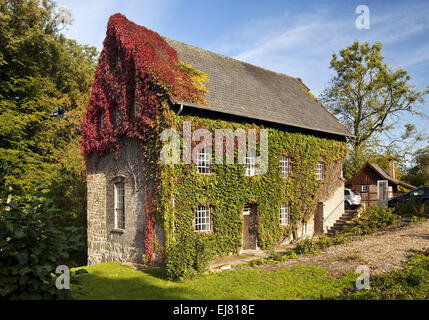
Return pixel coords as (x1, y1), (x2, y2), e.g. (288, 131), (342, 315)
(164, 37), (298, 82)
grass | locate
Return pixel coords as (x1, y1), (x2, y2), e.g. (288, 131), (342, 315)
(72, 249), (429, 300)
(72, 263), (357, 300)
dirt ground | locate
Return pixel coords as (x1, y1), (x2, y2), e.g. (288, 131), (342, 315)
(260, 219), (429, 277)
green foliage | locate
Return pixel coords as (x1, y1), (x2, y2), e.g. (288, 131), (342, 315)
(166, 234), (214, 280)
(344, 250), (429, 300)
(295, 234), (349, 255)
(158, 106), (348, 279)
(72, 261), (357, 300)
(404, 146), (429, 187)
(320, 40), (428, 174)
(0, 1), (97, 257)
(0, 174), (85, 299)
(342, 206), (399, 235)
(394, 198), (429, 218)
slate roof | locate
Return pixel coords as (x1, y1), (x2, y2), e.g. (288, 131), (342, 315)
(165, 38), (351, 137)
(367, 162), (416, 190)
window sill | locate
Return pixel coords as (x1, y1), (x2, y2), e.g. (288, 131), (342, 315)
(111, 228), (125, 234)
(195, 230), (214, 235)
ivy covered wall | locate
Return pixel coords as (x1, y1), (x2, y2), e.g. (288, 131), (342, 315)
(82, 13), (348, 279)
(154, 104), (348, 279)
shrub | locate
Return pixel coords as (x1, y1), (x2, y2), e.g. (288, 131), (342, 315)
(0, 182), (85, 300)
(344, 250), (429, 300)
(342, 206), (399, 236)
(394, 198), (429, 219)
(166, 234), (214, 280)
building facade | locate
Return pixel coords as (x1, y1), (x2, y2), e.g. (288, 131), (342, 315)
(83, 14), (351, 276)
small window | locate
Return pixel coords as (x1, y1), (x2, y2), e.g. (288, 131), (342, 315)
(113, 105), (119, 126)
(344, 190), (350, 196)
(280, 205), (289, 226)
(98, 112), (104, 131)
(243, 204), (251, 216)
(133, 98), (138, 117)
(245, 155), (256, 176)
(315, 161), (324, 180)
(114, 182), (125, 229)
(280, 156), (289, 178)
(195, 205), (211, 232)
(361, 185), (368, 193)
(197, 147), (211, 174)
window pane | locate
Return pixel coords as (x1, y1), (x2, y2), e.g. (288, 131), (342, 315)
(280, 205), (289, 226)
(281, 156), (289, 178)
(195, 205), (211, 232)
(115, 182), (125, 229)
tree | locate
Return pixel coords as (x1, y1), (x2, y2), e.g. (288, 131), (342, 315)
(320, 41), (428, 176)
(0, 167), (86, 300)
(0, 0), (97, 242)
(404, 146), (429, 187)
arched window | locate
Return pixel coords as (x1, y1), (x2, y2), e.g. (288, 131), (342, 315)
(114, 182), (125, 229)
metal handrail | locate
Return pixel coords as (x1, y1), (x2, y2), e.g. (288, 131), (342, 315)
(322, 199), (345, 222)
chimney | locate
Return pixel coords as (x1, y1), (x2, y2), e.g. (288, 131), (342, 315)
(388, 160), (395, 179)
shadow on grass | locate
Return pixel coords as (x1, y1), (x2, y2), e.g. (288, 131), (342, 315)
(72, 263), (244, 300)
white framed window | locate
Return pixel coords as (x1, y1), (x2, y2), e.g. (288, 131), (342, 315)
(245, 155), (256, 176)
(362, 185), (368, 193)
(114, 182), (125, 229)
(280, 205), (289, 226)
(195, 205), (211, 232)
(243, 204), (251, 216)
(281, 156), (290, 178)
(197, 147), (211, 174)
(315, 161), (324, 180)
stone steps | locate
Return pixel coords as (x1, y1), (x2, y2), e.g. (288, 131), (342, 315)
(327, 210), (358, 236)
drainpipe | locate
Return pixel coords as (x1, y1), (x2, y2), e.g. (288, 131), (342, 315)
(176, 103), (184, 116)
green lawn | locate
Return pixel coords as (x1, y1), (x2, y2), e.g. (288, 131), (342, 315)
(72, 263), (357, 300)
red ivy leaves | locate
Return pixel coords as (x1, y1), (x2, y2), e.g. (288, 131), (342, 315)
(81, 14), (208, 264)
(81, 13), (206, 157)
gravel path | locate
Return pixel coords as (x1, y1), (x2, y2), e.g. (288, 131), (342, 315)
(261, 220), (429, 277)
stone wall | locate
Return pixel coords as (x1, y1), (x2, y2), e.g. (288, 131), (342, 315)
(86, 138), (165, 265)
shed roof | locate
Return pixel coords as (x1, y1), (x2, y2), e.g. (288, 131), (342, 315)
(347, 162), (416, 190)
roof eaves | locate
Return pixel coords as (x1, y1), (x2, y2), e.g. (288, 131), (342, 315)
(170, 97), (353, 138)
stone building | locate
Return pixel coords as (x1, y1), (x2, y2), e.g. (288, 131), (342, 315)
(84, 14), (352, 268)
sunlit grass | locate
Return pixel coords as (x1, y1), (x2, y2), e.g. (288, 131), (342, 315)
(72, 263), (357, 300)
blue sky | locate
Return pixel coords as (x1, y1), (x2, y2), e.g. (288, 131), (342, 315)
(59, 0), (428, 153)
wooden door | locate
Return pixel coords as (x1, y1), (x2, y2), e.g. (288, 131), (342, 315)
(313, 202), (324, 235)
(242, 204), (257, 250)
